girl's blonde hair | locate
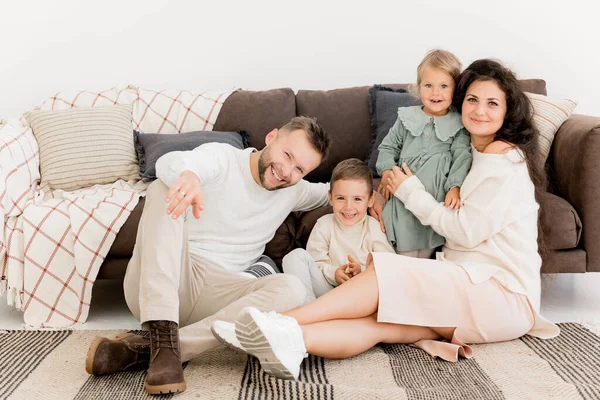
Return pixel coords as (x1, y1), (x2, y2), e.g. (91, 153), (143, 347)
(408, 49), (462, 99)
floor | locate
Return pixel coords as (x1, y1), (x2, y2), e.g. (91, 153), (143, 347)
(1, 273), (599, 330)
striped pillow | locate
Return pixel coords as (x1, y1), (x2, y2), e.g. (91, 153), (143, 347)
(526, 92), (577, 165)
(26, 105), (139, 191)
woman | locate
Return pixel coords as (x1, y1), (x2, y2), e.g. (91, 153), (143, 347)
(212, 59), (560, 380)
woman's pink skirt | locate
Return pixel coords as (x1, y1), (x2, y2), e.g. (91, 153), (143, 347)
(371, 252), (537, 362)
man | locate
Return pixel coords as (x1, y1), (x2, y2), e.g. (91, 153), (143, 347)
(85, 117), (383, 395)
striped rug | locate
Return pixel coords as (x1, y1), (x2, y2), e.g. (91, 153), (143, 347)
(1, 323), (599, 400)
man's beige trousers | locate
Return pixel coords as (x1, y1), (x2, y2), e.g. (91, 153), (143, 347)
(123, 180), (305, 361)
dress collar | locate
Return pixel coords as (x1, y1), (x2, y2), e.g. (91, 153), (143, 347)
(397, 106), (464, 141)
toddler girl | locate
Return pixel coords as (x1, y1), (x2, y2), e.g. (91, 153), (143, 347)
(377, 49), (472, 258)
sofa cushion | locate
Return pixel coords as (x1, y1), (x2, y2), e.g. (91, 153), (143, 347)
(134, 130), (249, 180)
(26, 105), (139, 191)
(108, 196), (299, 271)
(295, 193), (581, 253)
(367, 85), (421, 177)
(296, 86), (373, 183)
(519, 79), (547, 96)
(539, 191), (582, 251)
(108, 197), (145, 258)
(213, 88), (296, 150)
(526, 92), (577, 168)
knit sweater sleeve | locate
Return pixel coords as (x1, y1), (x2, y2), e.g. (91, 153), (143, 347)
(394, 162), (525, 249)
(306, 218), (338, 286)
(155, 142), (228, 188)
(292, 180), (330, 212)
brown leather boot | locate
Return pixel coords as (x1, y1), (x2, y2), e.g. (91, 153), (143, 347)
(85, 333), (150, 375)
(145, 320), (186, 395)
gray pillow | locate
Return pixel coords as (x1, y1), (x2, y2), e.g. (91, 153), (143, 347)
(134, 130), (249, 180)
(367, 85), (421, 177)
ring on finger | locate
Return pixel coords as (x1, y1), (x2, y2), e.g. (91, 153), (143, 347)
(179, 190), (186, 196)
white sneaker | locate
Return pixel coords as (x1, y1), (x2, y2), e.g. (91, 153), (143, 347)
(235, 306), (307, 380)
(211, 320), (243, 351)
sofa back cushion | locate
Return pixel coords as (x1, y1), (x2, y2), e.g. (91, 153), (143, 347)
(213, 88), (296, 150)
(296, 79), (547, 183)
(519, 79), (547, 96)
(296, 86), (373, 182)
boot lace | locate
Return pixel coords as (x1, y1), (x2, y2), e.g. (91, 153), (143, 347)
(150, 322), (178, 352)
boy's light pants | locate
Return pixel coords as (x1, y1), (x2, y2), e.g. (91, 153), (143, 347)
(123, 180), (306, 362)
(282, 248), (335, 303)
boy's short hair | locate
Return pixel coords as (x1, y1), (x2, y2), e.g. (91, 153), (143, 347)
(330, 158), (373, 195)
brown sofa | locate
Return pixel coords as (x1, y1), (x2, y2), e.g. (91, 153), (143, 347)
(98, 81), (600, 279)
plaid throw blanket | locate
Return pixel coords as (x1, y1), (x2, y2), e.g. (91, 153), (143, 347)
(0, 86), (235, 328)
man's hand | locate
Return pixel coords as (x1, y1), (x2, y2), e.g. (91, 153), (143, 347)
(444, 186), (461, 210)
(335, 265), (352, 285)
(165, 170), (204, 219)
(369, 190), (386, 233)
(345, 254), (362, 276)
(377, 170), (393, 201)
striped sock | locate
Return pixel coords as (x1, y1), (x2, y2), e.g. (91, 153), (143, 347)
(241, 255), (280, 278)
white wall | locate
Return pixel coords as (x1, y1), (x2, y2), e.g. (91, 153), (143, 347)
(1, 0), (598, 118)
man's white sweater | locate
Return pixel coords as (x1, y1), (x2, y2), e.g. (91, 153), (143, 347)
(156, 143), (329, 272)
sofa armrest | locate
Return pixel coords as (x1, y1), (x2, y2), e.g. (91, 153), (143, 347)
(550, 114), (600, 272)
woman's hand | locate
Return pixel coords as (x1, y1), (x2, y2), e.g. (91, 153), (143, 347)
(386, 163), (413, 195)
(369, 191), (386, 233)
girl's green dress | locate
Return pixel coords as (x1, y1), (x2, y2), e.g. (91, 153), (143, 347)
(376, 106), (472, 252)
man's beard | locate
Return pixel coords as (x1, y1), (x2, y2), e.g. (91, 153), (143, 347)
(258, 151), (289, 191)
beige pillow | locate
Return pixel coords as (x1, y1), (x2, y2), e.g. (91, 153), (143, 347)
(526, 92), (577, 164)
(26, 105), (139, 191)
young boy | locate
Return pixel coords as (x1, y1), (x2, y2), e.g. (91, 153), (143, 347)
(283, 158), (395, 303)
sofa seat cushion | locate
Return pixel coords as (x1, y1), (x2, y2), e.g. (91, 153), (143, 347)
(108, 197), (145, 258)
(539, 192), (582, 251)
(107, 196), (298, 272)
(375, 178), (580, 251)
(310, 181), (581, 252)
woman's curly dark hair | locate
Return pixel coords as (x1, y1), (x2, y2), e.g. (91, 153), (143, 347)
(453, 59), (548, 252)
